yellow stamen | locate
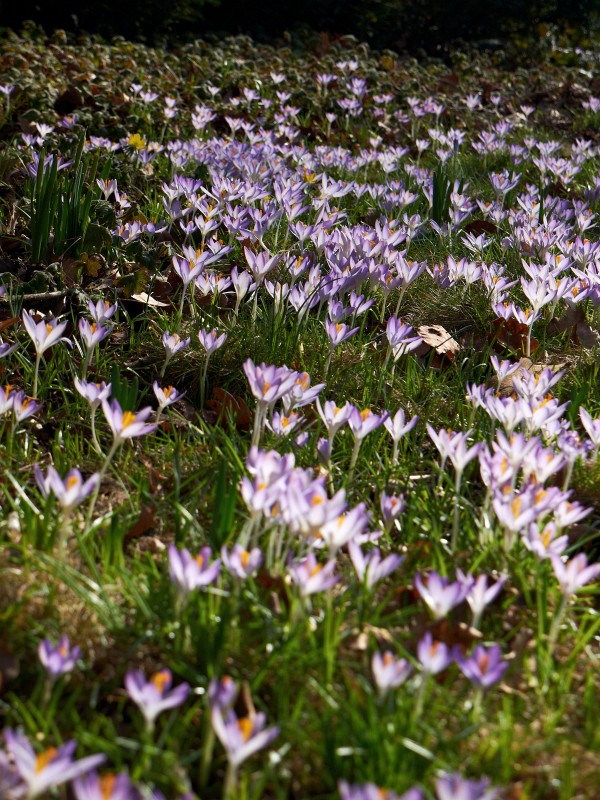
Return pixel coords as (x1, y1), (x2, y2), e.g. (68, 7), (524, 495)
(66, 475), (79, 490)
(150, 670), (170, 693)
(237, 716), (253, 741)
(35, 748), (58, 773)
(121, 411), (137, 429)
(100, 774), (117, 800)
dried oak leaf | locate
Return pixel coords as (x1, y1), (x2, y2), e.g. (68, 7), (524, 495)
(206, 387), (251, 431)
(547, 305), (600, 349)
(416, 324), (461, 362)
(490, 317), (538, 357)
(124, 505), (157, 544)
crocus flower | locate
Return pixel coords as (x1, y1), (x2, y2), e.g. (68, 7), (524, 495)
(0, 384), (14, 416)
(434, 772), (498, 800)
(124, 669), (189, 730)
(87, 299), (117, 326)
(34, 465), (99, 512)
(460, 572), (506, 629)
(550, 553), (600, 596)
(161, 331), (190, 377)
(0, 338), (18, 359)
(4, 729), (105, 800)
(101, 399), (157, 444)
(12, 392), (42, 423)
(78, 319), (111, 351)
(288, 553), (339, 597)
(456, 644), (508, 689)
(415, 571), (472, 619)
(384, 408), (419, 462)
(168, 543), (221, 600)
(38, 636), (81, 682)
(348, 407), (389, 442)
(221, 545), (263, 579)
(579, 406), (600, 457)
(243, 247), (280, 286)
(152, 382), (183, 415)
(73, 770), (136, 800)
(208, 676), (238, 712)
(316, 399), (353, 436)
(74, 379), (111, 409)
(339, 781), (422, 800)
(22, 310), (71, 357)
(211, 705), (279, 769)
(371, 651), (412, 694)
(348, 541), (403, 589)
(23, 310), (72, 397)
(417, 632), (452, 675)
(244, 359), (299, 411)
(426, 425), (482, 474)
(197, 327), (227, 355)
(380, 490), (405, 532)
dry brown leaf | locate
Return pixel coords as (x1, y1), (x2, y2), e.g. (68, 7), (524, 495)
(416, 324), (461, 361)
(130, 292), (169, 307)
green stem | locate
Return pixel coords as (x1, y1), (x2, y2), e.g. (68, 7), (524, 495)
(32, 352), (42, 399)
(86, 439), (120, 528)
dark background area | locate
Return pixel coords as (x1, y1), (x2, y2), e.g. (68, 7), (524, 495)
(0, 0), (598, 53)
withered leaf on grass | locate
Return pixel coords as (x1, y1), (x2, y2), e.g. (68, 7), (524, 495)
(490, 317), (539, 357)
(547, 304), (600, 349)
(0, 317), (19, 334)
(416, 324), (461, 362)
(124, 505), (157, 543)
(206, 387), (251, 430)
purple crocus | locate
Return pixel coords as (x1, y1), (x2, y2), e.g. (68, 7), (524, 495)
(168, 543), (221, 601)
(211, 705), (279, 769)
(550, 553), (600, 596)
(0, 338), (18, 359)
(460, 572), (506, 629)
(34, 465), (99, 512)
(161, 331), (190, 378)
(457, 644), (508, 689)
(414, 571), (472, 619)
(197, 327), (227, 355)
(74, 379), (111, 409)
(4, 729), (105, 799)
(435, 772), (498, 800)
(243, 359), (299, 411)
(152, 382), (183, 417)
(416, 632), (452, 675)
(38, 636), (81, 682)
(87, 299), (117, 326)
(78, 319), (111, 351)
(221, 545), (263, 579)
(288, 553), (339, 597)
(73, 770), (136, 800)
(348, 541), (403, 589)
(101, 399), (157, 444)
(339, 781), (423, 800)
(124, 669), (189, 731)
(22, 310), (71, 357)
(371, 651), (413, 694)
(12, 392), (42, 423)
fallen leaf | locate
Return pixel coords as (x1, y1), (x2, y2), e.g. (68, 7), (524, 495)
(490, 317), (538, 357)
(124, 505), (157, 543)
(416, 324), (461, 361)
(0, 317), (19, 334)
(130, 292), (169, 307)
(206, 387), (251, 430)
